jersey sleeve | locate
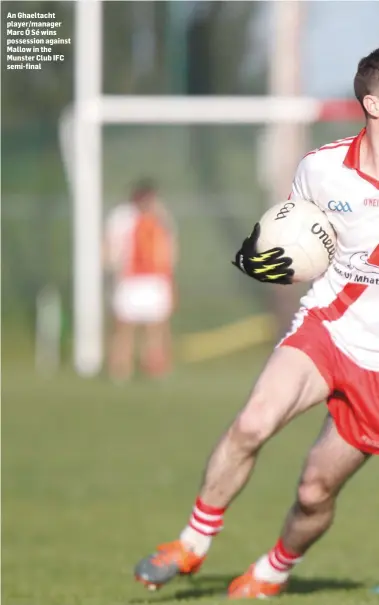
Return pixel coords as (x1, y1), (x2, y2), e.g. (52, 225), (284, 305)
(289, 153), (323, 207)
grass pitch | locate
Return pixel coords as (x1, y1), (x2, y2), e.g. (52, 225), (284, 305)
(2, 350), (378, 605)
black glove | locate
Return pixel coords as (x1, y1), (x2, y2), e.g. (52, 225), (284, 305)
(232, 223), (294, 285)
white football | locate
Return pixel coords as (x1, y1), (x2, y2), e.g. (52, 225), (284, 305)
(256, 199), (336, 282)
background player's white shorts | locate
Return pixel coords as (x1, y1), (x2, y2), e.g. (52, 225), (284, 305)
(112, 276), (172, 323)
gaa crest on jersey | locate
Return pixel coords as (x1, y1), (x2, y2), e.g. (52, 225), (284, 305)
(327, 200), (352, 212)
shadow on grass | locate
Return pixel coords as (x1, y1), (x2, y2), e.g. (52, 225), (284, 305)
(130, 573), (363, 602)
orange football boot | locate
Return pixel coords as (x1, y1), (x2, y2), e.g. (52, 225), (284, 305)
(228, 564), (288, 599)
(135, 540), (205, 590)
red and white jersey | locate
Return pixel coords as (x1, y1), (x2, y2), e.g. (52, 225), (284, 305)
(289, 128), (379, 371)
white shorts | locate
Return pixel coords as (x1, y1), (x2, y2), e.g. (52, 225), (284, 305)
(112, 276), (173, 323)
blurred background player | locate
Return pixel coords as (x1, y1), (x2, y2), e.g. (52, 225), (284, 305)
(104, 179), (177, 380)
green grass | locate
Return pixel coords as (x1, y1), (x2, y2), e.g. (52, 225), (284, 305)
(2, 350), (378, 605)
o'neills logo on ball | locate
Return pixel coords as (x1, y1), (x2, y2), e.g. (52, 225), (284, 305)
(311, 223), (336, 260)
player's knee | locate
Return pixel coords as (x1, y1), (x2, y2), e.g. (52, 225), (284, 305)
(232, 392), (276, 451)
(297, 468), (334, 514)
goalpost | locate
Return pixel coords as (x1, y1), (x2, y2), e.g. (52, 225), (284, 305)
(59, 0), (362, 376)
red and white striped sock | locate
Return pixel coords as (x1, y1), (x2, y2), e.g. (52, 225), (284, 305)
(180, 497), (226, 557)
(268, 539), (303, 572)
(255, 539), (303, 583)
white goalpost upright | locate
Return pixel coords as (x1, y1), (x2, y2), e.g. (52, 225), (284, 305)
(71, 0), (103, 376)
(61, 0), (362, 376)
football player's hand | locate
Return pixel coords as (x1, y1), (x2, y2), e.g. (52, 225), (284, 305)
(232, 223), (294, 285)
